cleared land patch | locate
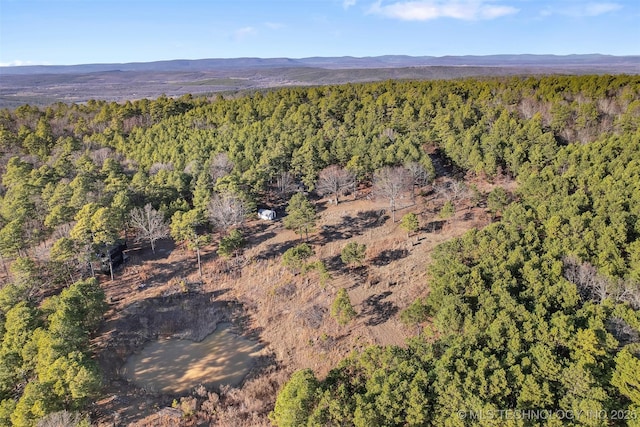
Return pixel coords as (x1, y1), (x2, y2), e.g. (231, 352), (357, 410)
(122, 322), (264, 394)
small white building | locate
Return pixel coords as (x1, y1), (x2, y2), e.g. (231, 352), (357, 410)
(258, 209), (276, 220)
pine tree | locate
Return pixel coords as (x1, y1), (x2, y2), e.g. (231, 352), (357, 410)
(400, 212), (420, 238)
(331, 288), (357, 326)
(284, 193), (316, 242)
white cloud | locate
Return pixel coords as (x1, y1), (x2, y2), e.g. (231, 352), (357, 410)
(584, 2), (622, 16)
(234, 26), (257, 40)
(265, 22), (285, 30)
(541, 2), (622, 17)
(0, 60), (41, 67)
(368, 0), (519, 21)
(344, 0), (357, 8)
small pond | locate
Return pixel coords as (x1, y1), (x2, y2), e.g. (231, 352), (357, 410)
(123, 323), (263, 394)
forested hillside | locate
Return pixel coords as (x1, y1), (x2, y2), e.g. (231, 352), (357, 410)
(0, 74), (639, 425)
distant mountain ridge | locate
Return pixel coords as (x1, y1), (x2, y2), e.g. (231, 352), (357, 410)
(3, 54), (640, 75)
(2, 54), (639, 107)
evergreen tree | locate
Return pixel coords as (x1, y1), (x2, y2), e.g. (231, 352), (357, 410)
(341, 242), (367, 269)
(400, 212), (420, 238)
(331, 288), (357, 326)
(170, 209), (210, 278)
(284, 193), (316, 242)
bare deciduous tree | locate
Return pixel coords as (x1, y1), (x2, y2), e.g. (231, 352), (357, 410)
(208, 192), (247, 232)
(36, 410), (89, 427)
(89, 147), (118, 167)
(149, 162), (174, 175)
(273, 171), (298, 201)
(130, 203), (169, 254)
(606, 317), (639, 345)
(449, 180), (469, 202)
(372, 166), (411, 223)
(316, 165), (356, 205)
(434, 180), (469, 207)
(209, 152), (234, 183)
(563, 256), (611, 303)
(564, 257), (640, 308)
(405, 161), (434, 201)
(617, 280), (640, 310)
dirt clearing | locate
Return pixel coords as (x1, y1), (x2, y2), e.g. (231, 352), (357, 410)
(122, 322), (265, 394)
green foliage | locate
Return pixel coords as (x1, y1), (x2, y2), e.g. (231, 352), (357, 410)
(439, 200), (455, 221)
(38, 351), (101, 406)
(282, 243), (314, 271)
(11, 380), (54, 427)
(278, 125), (640, 424)
(400, 212), (419, 237)
(47, 278), (108, 335)
(0, 219), (26, 257)
(0, 283), (28, 314)
(9, 257), (38, 288)
(341, 242), (367, 268)
(90, 206), (120, 246)
(303, 260), (331, 287)
(283, 193), (316, 241)
(0, 302), (39, 398)
(69, 203), (99, 243)
(217, 229), (245, 258)
(171, 209), (210, 276)
(486, 187), (510, 217)
(399, 298), (429, 325)
(0, 277), (106, 424)
(612, 346), (640, 405)
(270, 369), (319, 427)
(50, 238), (76, 263)
(170, 209), (203, 249)
(331, 288), (357, 326)
(0, 399), (16, 426)
(274, 346), (432, 427)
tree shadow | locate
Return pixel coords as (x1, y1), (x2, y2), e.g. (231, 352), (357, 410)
(423, 220), (445, 233)
(324, 254), (344, 272)
(313, 199), (330, 215)
(371, 248), (409, 266)
(126, 238), (175, 262)
(360, 291), (398, 326)
(245, 221), (277, 248)
(429, 148), (465, 180)
(319, 209), (388, 242)
(253, 239), (299, 261)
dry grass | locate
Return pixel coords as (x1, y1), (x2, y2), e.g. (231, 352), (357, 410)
(92, 177), (499, 425)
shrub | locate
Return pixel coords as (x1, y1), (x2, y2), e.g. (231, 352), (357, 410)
(282, 243), (314, 272)
(341, 242), (366, 268)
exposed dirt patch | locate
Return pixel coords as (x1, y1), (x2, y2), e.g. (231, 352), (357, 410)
(122, 323), (265, 394)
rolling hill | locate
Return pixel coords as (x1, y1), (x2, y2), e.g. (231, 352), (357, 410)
(1, 54), (639, 107)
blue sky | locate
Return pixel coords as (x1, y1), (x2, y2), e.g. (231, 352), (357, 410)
(1, 0), (638, 66)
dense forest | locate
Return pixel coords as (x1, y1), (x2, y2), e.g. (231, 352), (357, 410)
(0, 74), (639, 425)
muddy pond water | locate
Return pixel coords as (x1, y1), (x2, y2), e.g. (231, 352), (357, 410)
(122, 323), (263, 394)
